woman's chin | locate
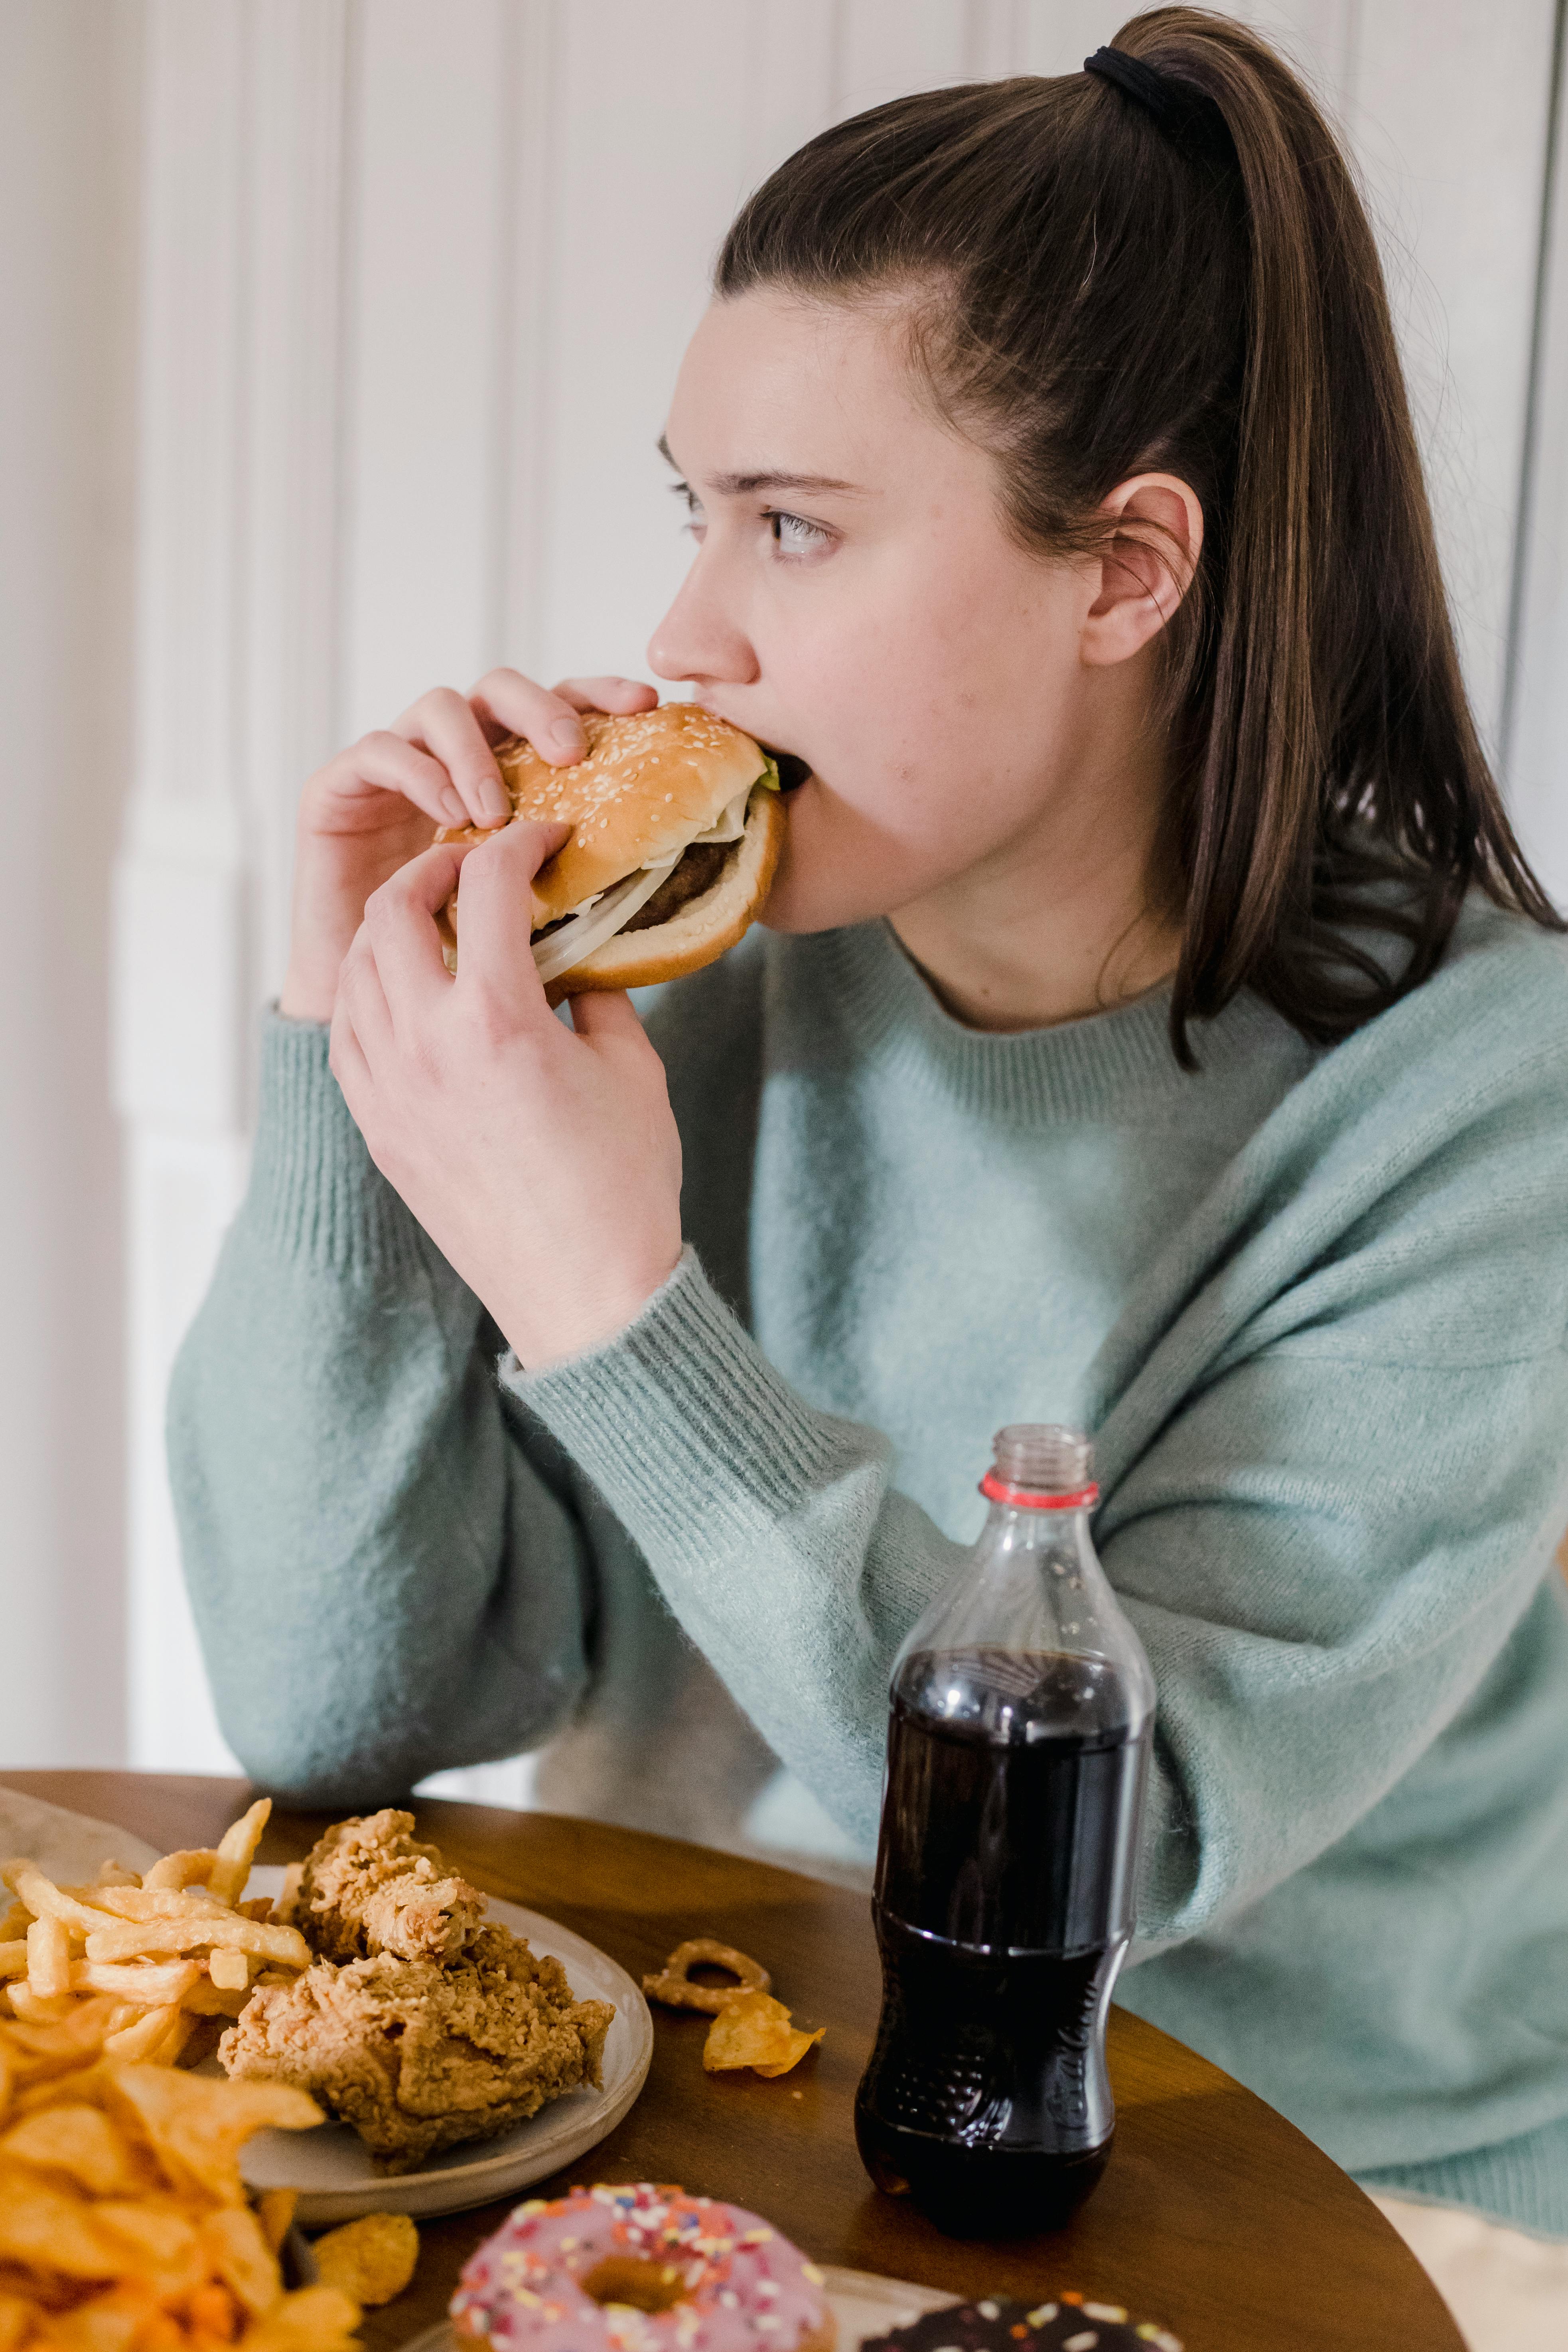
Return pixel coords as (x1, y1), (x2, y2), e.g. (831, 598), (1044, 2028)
(758, 793), (921, 934)
(758, 867), (895, 935)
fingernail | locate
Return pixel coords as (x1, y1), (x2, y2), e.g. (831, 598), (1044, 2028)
(442, 789), (467, 824)
(479, 774), (511, 824)
(549, 717), (587, 754)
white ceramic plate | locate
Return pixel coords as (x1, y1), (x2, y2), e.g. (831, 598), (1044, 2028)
(400, 2267), (957, 2352)
(228, 1865), (653, 2226)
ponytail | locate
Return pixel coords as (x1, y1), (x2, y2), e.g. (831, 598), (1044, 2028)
(717, 6), (1562, 1063)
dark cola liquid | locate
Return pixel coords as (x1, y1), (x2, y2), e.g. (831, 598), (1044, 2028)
(855, 1647), (1148, 2237)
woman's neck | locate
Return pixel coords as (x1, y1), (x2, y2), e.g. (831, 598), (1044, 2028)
(888, 769), (1183, 1036)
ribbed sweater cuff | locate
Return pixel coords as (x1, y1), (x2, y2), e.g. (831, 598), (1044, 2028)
(503, 1249), (845, 1563)
(248, 1010), (425, 1278)
(1359, 2115), (1568, 2242)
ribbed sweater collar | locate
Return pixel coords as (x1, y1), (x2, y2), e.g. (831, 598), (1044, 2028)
(803, 919), (1295, 1124)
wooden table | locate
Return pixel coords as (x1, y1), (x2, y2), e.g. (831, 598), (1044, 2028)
(4, 1773), (1463, 2352)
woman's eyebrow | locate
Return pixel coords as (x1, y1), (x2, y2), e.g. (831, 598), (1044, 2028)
(657, 432), (864, 498)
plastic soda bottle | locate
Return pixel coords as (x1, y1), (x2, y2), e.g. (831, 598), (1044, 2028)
(854, 1423), (1156, 2237)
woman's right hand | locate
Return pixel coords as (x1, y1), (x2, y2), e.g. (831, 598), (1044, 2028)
(278, 669), (660, 1022)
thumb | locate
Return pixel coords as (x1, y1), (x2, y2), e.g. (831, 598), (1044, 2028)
(452, 819), (572, 1009)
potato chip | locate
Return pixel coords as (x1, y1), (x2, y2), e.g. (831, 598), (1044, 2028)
(243, 2285), (361, 2352)
(95, 2195), (203, 2285)
(38, 2283), (160, 2352)
(102, 2065), (321, 2209)
(12, 2064), (105, 2117)
(0, 2102), (146, 2196)
(0, 2159), (130, 2277)
(202, 2206), (285, 2317)
(0, 2045), (345, 2352)
(701, 1990), (824, 2078)
(310, 2214), (418, 2307)
(2, 1999), (117, 2077)
(254, 2189), (298, 2256)
(0, 2294), (34, 2352)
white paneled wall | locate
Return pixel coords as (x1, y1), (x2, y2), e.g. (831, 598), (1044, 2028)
(0, 0), (140, 1770)
(112, 0), (1568, 1785)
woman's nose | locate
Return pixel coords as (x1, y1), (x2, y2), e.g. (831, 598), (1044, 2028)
(647, 552), (758, 688)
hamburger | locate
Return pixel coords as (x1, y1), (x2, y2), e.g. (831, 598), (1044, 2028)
(435, 704), (785, 1004)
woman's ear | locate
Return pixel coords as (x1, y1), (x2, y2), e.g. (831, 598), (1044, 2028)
(1081, 474), (1204, 667)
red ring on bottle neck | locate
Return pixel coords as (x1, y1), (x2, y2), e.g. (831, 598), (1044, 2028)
(980, 1470), (1099, 1511)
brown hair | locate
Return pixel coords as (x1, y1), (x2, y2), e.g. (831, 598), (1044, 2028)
(716, 6), (1562, 1063)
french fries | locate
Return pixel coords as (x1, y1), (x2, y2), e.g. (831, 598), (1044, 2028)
(0, 1801), (308, 2062)
(0, 2016), (359, 2352)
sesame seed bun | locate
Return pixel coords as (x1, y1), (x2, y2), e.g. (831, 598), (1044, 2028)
(434, 704), (783, 1000)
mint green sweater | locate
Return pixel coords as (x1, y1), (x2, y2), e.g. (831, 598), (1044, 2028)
(169, 903), (1568, 2237)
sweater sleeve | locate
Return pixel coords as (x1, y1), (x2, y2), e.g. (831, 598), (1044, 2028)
(166, 1015), (593, 1803)
(512, 992), (1568, 1941)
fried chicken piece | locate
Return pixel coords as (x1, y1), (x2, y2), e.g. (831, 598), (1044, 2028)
(276, 1809), (487, 1963)
(221, 1922), (614, 2174)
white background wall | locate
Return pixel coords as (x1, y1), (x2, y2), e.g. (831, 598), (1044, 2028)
(0, 2), (141, 1764)
(2, 0), (1565, 1785)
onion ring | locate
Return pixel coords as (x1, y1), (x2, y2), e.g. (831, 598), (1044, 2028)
(641, 1936), (772, 2014)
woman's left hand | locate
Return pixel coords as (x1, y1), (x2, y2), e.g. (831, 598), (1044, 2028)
(329, 819), (684, 1368)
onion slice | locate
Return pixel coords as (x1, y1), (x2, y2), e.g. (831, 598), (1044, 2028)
(532, 856), (678, 984)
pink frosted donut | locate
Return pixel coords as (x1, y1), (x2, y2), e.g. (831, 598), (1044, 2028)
(451, 2184), (836, 2352)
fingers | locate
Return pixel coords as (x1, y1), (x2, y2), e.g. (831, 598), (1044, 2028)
(451, 821), (572, 1021)
(567, 989), (650, 1052)
(552, 677), (661, 714)
(335, 923), (396, 1057)
(361, 841), (471, 1017)
(394, 685), (511, 828)
(327, 970), (375, 1121)
(469, 667), (658, 768)
(315, 731), (473, 830)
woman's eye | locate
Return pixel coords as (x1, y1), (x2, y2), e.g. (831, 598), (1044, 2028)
(671, 481), (706, 537)
(768, 510), (833, 558)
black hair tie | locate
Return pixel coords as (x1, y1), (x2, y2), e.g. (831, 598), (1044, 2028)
(1083, 45), (1236, 172)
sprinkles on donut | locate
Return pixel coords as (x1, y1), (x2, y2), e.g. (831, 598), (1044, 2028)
(450, 2184), (836, 2352)
(861, 2295), (1182, 2352)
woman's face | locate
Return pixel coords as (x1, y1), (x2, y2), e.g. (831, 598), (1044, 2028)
(649, 288), (1152, 935)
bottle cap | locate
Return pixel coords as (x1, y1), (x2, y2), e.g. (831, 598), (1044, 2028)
(981, 1423), (1099, 1511)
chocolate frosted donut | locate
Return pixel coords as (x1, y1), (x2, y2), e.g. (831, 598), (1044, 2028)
(862, 2295), (1181, 2352)
(451, 2184), (836, 2352)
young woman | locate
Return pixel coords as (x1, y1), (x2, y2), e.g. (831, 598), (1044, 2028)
(171, 8), (1568, 2336)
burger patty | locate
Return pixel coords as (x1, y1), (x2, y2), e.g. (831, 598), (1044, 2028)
(621, 839), (734, 933)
